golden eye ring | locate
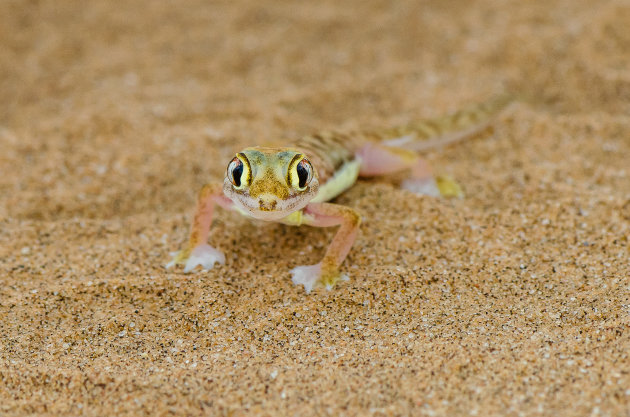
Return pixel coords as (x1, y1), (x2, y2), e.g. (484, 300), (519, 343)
(227, 156), (249, 188)
(295, 158), (313, 190)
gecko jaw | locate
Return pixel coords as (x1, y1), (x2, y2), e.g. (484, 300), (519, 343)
(227, 190), (314, 221)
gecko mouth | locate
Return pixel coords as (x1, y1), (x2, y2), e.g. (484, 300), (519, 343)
(258, 198), (277, 211)
(233, 194), (310, 221)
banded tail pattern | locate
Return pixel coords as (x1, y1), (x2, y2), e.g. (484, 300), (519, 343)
(287, 94), (514, 183)
(380, 94), (514, 151)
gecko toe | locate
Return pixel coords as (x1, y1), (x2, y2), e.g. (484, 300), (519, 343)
(291, 264), (350, 293)
(401, 177), (441, 197)
(181, 244), (225, 273)
(290, 263), (322, 294)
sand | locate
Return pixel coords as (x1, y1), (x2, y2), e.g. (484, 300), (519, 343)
(1, 0), (629, 415)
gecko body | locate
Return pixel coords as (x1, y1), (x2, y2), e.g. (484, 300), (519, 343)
(167, 96), (513, 293)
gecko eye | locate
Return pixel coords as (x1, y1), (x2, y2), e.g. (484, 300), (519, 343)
(296, 158), (313, 189)
(227, 157), (244, 187)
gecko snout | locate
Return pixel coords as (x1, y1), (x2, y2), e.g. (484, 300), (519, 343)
(258, 195), (278, 211)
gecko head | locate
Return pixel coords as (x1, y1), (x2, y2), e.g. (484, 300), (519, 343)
(223, 147), (319, 221)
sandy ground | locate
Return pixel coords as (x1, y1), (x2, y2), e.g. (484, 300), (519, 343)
(1, 0), (629, 415)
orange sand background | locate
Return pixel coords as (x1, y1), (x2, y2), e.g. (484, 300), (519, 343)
(1, 0), (629, 415)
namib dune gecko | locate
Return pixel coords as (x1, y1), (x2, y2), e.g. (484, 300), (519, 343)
(167, 96), (513, 293)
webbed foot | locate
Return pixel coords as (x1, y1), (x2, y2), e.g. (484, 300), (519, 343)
(401, 177), (441, 197)
(290, 263), (349, 294)
(166, 244), (225, 273)
(402, 175), (463, 198)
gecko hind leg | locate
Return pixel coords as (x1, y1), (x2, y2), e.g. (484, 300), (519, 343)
(356, 143), (462, 198)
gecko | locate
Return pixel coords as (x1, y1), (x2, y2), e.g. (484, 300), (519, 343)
(166, 95), (513, 293)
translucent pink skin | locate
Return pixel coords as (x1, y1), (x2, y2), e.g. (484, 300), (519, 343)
(191, 193), (234, 248)
(356, 143), (433, 178)
(165, 184), (234, 272)
(357, 143), (440, 196)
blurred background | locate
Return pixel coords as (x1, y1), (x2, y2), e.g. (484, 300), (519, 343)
(2, 0), (628, 221)
(2, 1), (630, 416)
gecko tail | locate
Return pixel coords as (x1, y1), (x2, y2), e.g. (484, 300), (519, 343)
(381, 94), (515, 152)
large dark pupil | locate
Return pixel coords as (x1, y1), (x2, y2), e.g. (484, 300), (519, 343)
(296, 163), (308, 188)
(232, 162), (243, 187)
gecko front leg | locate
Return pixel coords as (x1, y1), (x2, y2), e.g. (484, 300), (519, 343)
(166, 182), (234, 272)
(290, 202), (361, 293)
